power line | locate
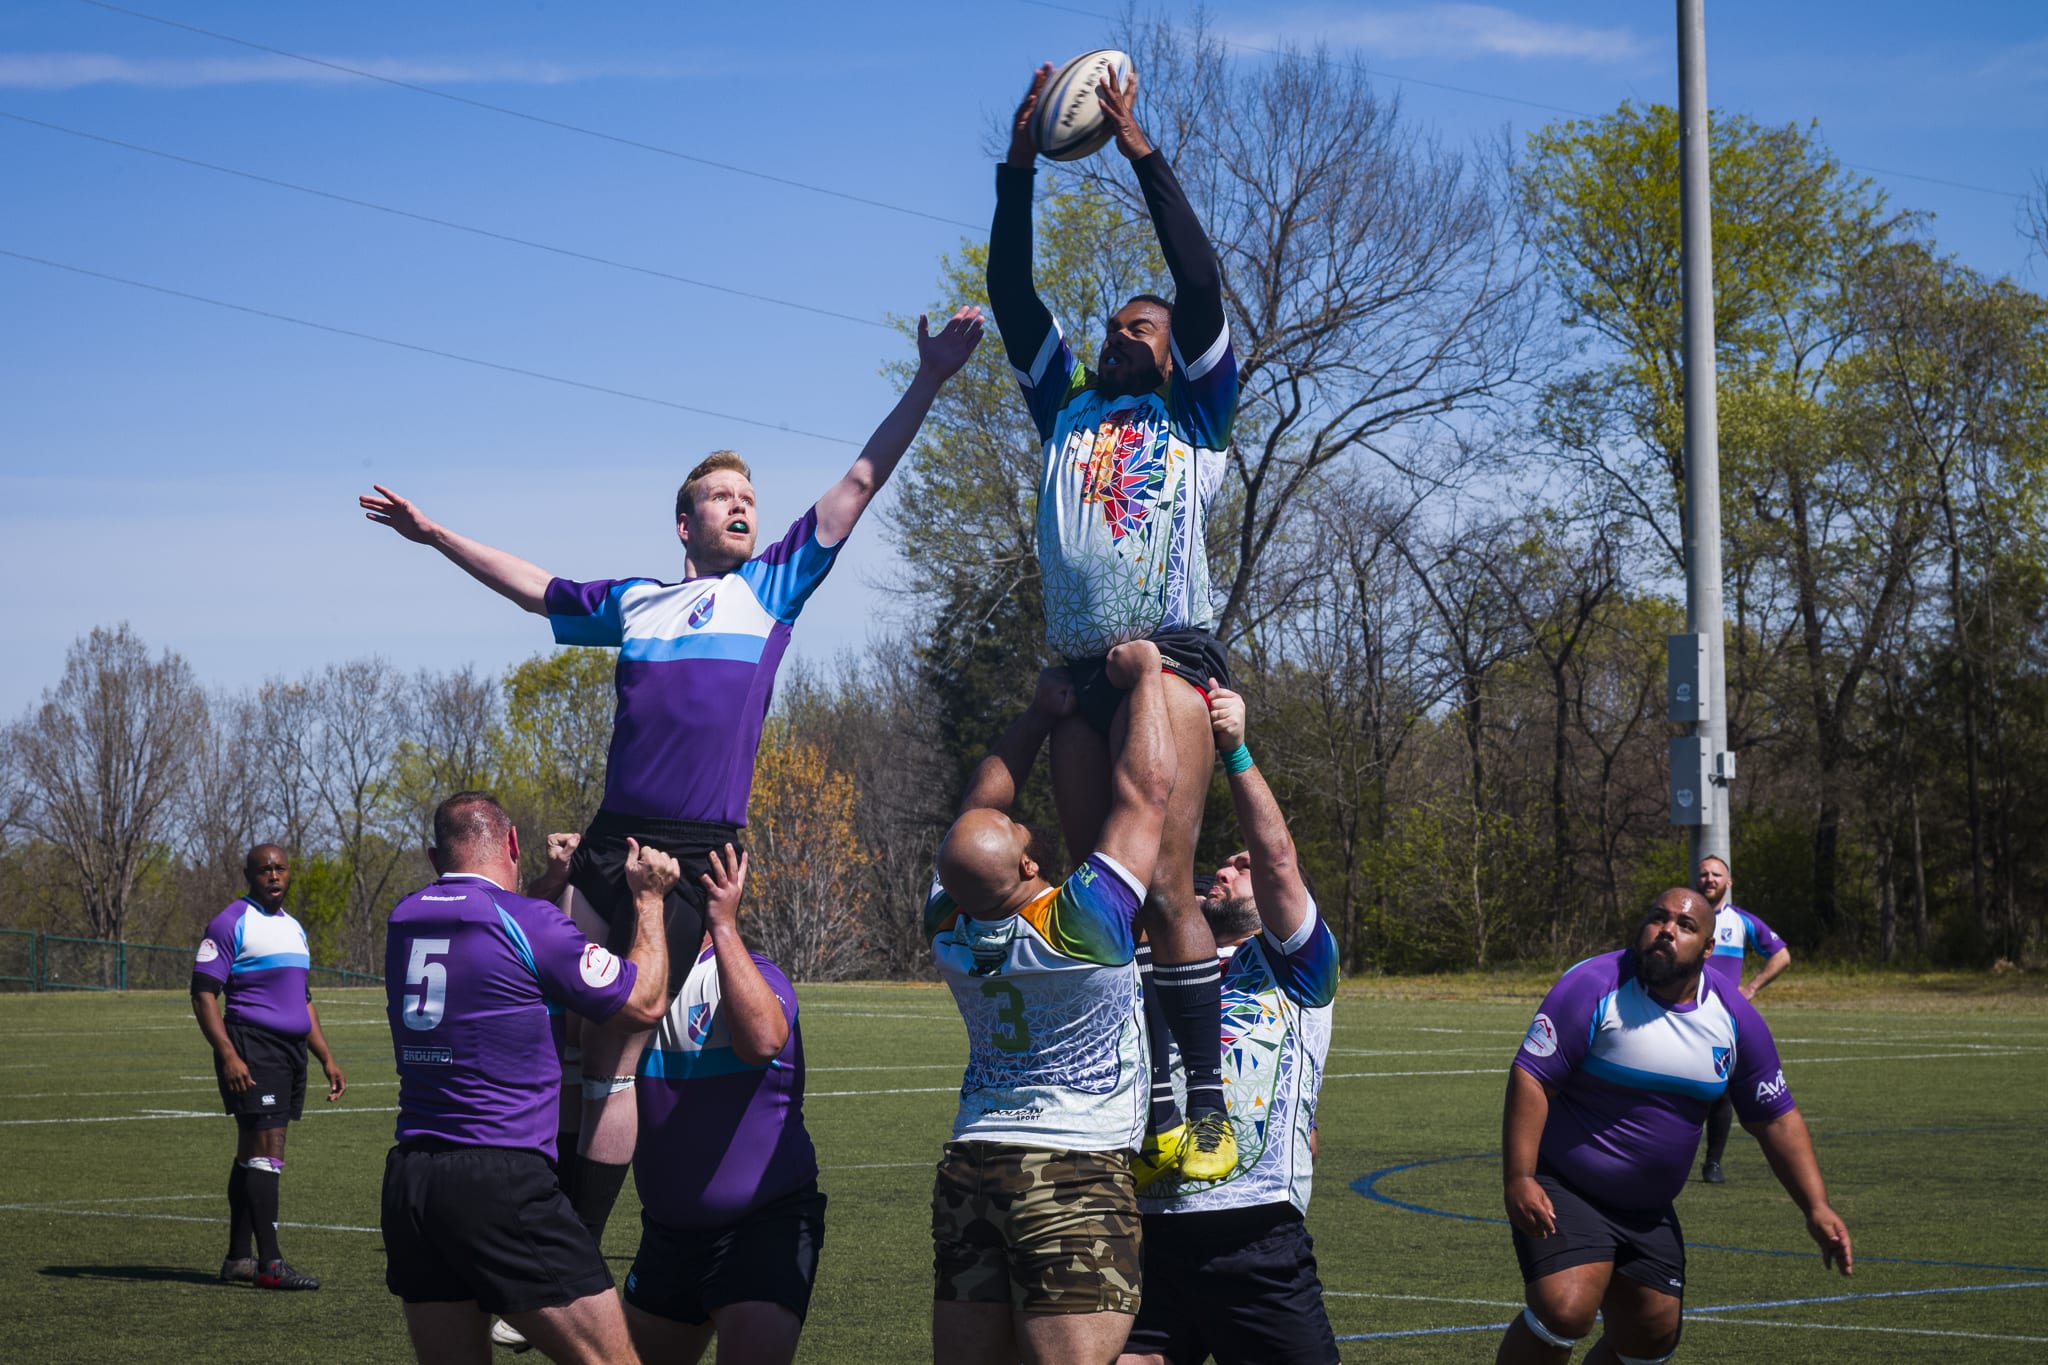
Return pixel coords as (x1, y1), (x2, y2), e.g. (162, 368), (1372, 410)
(0, 247), (862, 446)
(1019, 0), (2026, 201)
(73, 0), (986, 232)
(0, 111), (897, 333)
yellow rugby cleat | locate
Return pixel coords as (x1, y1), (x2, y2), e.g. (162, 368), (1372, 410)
(1179, 1112), (1238, 1182)
(1134, 1122), (1189, 1190)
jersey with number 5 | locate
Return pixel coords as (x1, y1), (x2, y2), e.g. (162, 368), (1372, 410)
(925, 853), (1147, 1152)
(384, 872), (636, 1158)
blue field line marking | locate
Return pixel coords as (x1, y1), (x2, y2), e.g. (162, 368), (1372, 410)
(1348, 1146), (2048, 1275)
(1332, 1280), (2048, 1343)
(1689, 1279), (2048, 1314)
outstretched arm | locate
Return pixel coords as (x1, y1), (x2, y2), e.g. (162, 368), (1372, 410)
(813, 308), (985, 546)
(701, 846), (791, 1067)
(359, 485), (552, 614)
(1097, 70), (1228, 366)
(1208, 683), (1310, 943)
(1747, 1107), (1853, 1275)
(957, 669), (1075, 818)
(989, 65), (1058, 375)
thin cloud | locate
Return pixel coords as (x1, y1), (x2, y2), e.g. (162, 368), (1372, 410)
(1235, 5), (1651, 65)
(0, 52), (689, 91)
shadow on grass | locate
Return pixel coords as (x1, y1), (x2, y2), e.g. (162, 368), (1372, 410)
(40, 1264), (221, 1286)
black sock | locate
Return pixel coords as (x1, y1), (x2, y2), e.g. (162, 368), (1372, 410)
(570, 1158), (630, 1244)
(556, 1135), (583, 1207)
(1705, 1095), (1734, 1165)
(1151, 957), (1225, 1119)
(1135, 944), (1183, 1133)
(243, 1159), (281, 1263)
(226, 1162), (253, 1261)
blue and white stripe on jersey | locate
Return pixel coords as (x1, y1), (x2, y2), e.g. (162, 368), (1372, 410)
(230, 902), (312, 974)
(1579, 975), (1740, 1102)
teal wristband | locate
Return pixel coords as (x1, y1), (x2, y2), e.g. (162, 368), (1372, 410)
(1222, 743), (1253, 774)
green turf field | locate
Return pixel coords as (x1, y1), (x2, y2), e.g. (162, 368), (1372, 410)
(3, 979), (2045, 1362)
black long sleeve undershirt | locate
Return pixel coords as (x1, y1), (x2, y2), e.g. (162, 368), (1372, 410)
(986, 151), (1227, 376)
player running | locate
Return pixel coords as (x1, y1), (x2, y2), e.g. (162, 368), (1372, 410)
(991, 61), (1239, 1182)
(190, 843), (347, 1291)
(925, 647), (1175, 1365)
(623, 845), (825, 1365)
(360, 307), (984, 1240)
(1121, 684), (1341, 1365)
(380, 791), (672, 1365)
(1694, 854), (1791, 1184)
(1497, 889), (1851, 1364)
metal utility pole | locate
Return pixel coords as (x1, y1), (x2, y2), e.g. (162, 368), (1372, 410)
(1667, 0), (1733, 865)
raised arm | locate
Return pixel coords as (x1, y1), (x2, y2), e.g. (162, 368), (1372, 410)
(813, 308), (985, 546)
(957, 668), (1075, 818)
(359, 485), (552, 614)
(1097, 71), (1227, 364)
(607, 838), (677, 1030)
(523, 832), (581, 905)
(989, 65), (1058, 373)
(700, 846), (791, 1067)
(1207, 683), (1310, 943)
(1747, 1107), (1853, 1275)
(1095, 641), (1177, 889)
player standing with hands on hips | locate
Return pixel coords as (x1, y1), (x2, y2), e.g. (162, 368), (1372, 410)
(990, 58), (1241, 1184)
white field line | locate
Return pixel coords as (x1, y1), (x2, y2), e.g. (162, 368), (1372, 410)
(1327, 1291), (1524, 1307)
(0, 1202), (377, 1233)
(1685, 1318), (2048, 1343)
(1322, 1047), (2045, 1082)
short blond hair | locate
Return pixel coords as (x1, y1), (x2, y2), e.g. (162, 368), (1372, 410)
(676, 451), (753, 520)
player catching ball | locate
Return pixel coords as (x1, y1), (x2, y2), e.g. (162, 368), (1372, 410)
(990, 62), (1240, 1182)
(361, 307), (984, 1242)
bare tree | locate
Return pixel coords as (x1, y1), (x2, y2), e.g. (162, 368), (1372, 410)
(10, 624), (205, 941)
(182, 688), (269, 902)
(1075, 16), (1547, 641)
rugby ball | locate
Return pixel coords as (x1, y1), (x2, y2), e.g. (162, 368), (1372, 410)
(1031, 49), (1133, 162)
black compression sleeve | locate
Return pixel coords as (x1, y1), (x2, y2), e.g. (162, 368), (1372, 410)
(989, 163), (1057, 372)
(191, 972), (224, 997)
(1132, 150), (1226, 361)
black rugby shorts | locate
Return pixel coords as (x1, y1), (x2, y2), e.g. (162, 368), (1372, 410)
(1124, 1202), (1341, 1364)
(567, 810), (745, 988)
(1065, 628), (1232, 736)
(214, 1019), (307, 1131)
(1511, 1167), (1686, 1297)
(623, 1182), (828, 1326)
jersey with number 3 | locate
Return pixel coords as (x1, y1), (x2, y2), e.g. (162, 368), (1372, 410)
(384, 872), (636, 1158)
(926, 854), (1147, 1152)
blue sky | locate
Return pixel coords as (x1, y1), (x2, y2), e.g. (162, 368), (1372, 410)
(3, 0), (2042, 717)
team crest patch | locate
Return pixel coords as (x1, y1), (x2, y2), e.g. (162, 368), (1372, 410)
(1522, 1013), (1558, 1058)
(688, 594), (716, 629)
(580, 944), (621, 989)
(686, 1002), (713, 1045)
(195, 939), (220, 964)
(1712, 1045), (1731, 1079)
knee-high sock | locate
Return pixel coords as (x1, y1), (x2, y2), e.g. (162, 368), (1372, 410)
(241, 1157), (282, 1263)
(1705, 1093), (1735, 1165)
(226, 1161), (253, 1261)
(571, 1159), (631, 1244)
(1135, 944), (1183, 1133)
(1150, 957), (1225, 1120)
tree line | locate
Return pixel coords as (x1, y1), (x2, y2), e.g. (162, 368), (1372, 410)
(5, 20), (2045, 976)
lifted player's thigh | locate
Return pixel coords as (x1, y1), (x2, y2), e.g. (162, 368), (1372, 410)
(1051, 716), (1114, 868)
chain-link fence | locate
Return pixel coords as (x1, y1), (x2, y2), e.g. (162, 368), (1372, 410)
(0, 929), (381, 992)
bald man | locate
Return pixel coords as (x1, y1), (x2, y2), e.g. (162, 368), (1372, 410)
(191, 844), (348, 1290)
(923, 644), (1176, 1365)
(1497, 889), (1851, 1365)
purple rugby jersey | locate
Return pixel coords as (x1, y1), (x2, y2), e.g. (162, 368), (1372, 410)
(1515, 950), (1796, 1209)
(385, 873), (637, 1157)
(633, 945), (816, 1230)
(545, 508), (841, 827)
(1704, 901), (1788, 991)
(193, 897), (313, 1037)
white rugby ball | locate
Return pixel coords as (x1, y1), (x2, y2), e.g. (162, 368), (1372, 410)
(1031, 49), (1133, 162)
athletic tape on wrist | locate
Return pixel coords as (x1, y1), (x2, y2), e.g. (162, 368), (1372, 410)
(581, 1075), (637, 1100)
(1521, 1307), (1580, 1349)
(1222, 743), (1254, 774)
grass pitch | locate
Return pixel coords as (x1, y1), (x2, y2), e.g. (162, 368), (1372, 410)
(2, 975), (2044, 1362)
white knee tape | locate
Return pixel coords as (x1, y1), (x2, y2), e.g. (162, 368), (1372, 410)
(581, 1075), (636, 1101)
(1522, 1307), (1581, 1349)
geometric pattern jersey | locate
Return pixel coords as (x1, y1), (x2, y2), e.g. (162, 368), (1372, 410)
(925, 853), (1149, 1153)
(1141, 897), (1339, 1216)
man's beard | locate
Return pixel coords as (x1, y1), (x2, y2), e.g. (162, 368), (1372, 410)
(1201, 894), (1261, 942)
(1637, 944), (1692, 988)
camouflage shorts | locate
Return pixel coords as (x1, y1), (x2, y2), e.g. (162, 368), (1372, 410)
(931, 1142), (1141, 1315)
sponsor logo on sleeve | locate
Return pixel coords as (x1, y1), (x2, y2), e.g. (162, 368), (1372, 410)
(580, 944), (622, 989)
(195, 939), (220, 964)
(1756, 1069), (1789, 1104)
(1522, 1013), (1558, 1058)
